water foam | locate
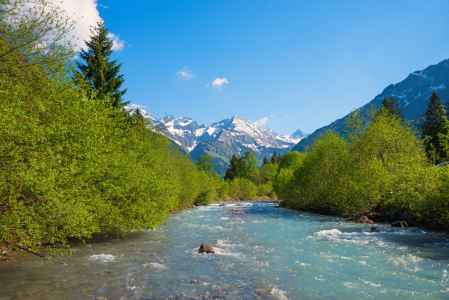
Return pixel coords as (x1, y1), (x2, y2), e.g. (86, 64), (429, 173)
(88, 254), (116, 262)
(270, 286), (288, 300)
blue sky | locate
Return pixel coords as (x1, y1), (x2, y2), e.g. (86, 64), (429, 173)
(92, 0), (449, 135)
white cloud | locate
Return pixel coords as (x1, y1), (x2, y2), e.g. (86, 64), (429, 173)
(253, 117), (269, 127)
(47, 0), (126, 51)
(286, 114), (289, 116)
(128, 104), (149, 109)
(177, 67), (194, 80)
(206, 83), (210, 87)
(212, 77), (229, 90)
(270, 114), (274, 118)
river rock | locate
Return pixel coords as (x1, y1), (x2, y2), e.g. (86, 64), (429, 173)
(370, 226), (381, 233)
(219, 204), (226, 206)
(391, 221), (408, 228)
(367, 213), (383, 222)
(356, 215), (373, 223)
(199, 243), (215, 254)
(232, 209), (246, 214)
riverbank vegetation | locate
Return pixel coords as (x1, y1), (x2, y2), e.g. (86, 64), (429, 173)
(273, 94), (449, 231)
(0, 0), (225, 261)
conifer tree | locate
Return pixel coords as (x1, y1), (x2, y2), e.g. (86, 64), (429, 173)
(421, 90), (449, 164)
(225, 154), (240, 181)
(375, 96), (404, 121)
(271, 150), (278, 164)
(262, 156), (270, 165)
(73, 20), (128, 107)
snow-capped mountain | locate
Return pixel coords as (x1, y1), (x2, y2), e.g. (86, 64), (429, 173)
(293, 58), (449, 152)
(124, 106), (305, 174)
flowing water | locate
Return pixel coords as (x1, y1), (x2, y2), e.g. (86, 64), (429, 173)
(1, 201), (449, 299)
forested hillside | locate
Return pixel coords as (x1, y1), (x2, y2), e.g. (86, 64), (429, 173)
(0, 0), (226, 262)
(293, 59), (449, 152)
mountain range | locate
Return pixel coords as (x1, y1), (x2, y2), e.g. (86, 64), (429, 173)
(293, 58), (449, 152)
(125, 107), (308, 175)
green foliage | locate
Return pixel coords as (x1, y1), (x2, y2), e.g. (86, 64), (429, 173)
(277, 151), (303, 171)
(374, 96), (404, 122)
(271, 150), (281, 164)
(260, 163), (277, 183)
(72, 20), (128, 107)
(421, 90), (449, 164)
(228, 178), (257, 200)
(275, 107), (436, 224)
(0, 1), (225, 262)
(196, 154), (215, 177)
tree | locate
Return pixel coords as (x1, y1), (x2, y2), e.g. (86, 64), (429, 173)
(271, 150), (281, 164)
(196, 154), (215, 177)
(0, 0), (76, 76)
(73, 20), (128, 107)
(421, 90), (449, 164)
(224, 154), (241, 181)
(241, 151), (258, 178)
(262, 156), (270, 165)
(375, 96), (404, 121)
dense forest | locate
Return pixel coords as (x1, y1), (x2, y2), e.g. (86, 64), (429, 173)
(0, 0), (227, 262)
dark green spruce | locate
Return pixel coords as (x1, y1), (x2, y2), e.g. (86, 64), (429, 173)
(72, 20), (128, 107)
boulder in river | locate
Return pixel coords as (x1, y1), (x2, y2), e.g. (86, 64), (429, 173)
(199, 243), (215, 254)
(370, 226), (381, 233)
(391, 221), (408, 228)
(219, 204), (226, 206)
(232, 209), (246, 215)
(356, 215), (373, 223)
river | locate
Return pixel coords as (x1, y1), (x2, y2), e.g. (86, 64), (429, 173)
(1, 201), (449, 299)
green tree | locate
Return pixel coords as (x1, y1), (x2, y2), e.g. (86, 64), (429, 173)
(73, 20), (128, 107)
(421, 90), (449, 164)
(278, 151), (303, 171)
(260, 163), (277, 182)
(196, 154), (215, 176)
(241, 151), (258, 178)
(271, 150), (281, 164)
(224, 154), (241, 181)
(262, 156), (270, 165)
(375, 96), (404, 121)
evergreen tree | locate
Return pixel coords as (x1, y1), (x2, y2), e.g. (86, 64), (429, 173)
(421, 90), (449, 164)
(375, 96), (404, 121)
(73, 20), (128, 107)
(262, 156), (270, 165)
(271, 150), (281, 164)
(225, 154), (241, 181)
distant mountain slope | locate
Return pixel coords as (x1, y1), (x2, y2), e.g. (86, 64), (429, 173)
(124, 107), (306, 175)
(293, 58), (449, 152)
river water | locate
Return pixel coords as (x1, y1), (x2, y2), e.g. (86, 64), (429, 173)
(1, 201), (449, 299)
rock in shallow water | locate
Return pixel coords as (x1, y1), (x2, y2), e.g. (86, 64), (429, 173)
(391, 220), (408, 228)
(199, 243), (215, 254)
(356, 215), (373, 223)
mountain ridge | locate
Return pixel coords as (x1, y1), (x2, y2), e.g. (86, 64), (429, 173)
(293, 58), (449, 152)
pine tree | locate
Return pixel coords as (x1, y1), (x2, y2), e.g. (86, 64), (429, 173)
(421, 90), (449, 164)
(271, 150), (278, 164)
(225, 154), (240, 181)
(262, 156), (270, 165)
(73, 20), (128, 107)
(375, 96), (404, 122)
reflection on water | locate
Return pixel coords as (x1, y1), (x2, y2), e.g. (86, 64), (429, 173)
(1, 201), (449, 299)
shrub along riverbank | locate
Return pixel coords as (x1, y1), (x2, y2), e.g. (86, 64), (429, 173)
(273, 104), (449, 231)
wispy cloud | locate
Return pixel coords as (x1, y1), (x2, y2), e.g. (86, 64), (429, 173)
(286, 114), (289, 116)
(254, 117), (269, 126)
(206, 83), (210, 87)
(270, 114), (274, 118)
(212, 77), (229, 90)
(177, 67), (194, 80)
(47, 0), (126, 52)
(99, 4), (108, 9)
(108, 33), (126, 51)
